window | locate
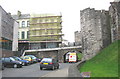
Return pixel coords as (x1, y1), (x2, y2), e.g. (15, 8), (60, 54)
(18, 32), (19, 39)
(27, 21), (29, 27)
(10, 57), (15, 61)
(4, 58), (10, 62)
(22, 21), (25, 27)
(17, 22), (20, 27)
(33, 31), (36, 35)
(39, 19), (42, 23)
(27, 31), (29, 39)
(51, 30), (54, 34)
(51, 19), (54, 22)
(1, 37), (12, 50)
(37, 19), (39, 23)
(45, 19), (48, 22)
(21, 31), (25, 39)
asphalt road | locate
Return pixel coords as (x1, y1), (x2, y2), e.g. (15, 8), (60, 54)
(2, 63), (72, 77)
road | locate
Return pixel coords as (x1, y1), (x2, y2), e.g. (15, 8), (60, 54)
(2, 63), (72, 77)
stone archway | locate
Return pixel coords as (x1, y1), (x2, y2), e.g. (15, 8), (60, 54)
(58, 48), (82, 63)
(23, 46), (82, 63)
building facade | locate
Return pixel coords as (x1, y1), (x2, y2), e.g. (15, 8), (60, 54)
(12, 11), (30, 51)
(109, 1), (120, 42)
(29, 14), (63, 49)
(80, 8), (111, 60)
(12, 13), (63, 51)
(0, 6), (18, 57)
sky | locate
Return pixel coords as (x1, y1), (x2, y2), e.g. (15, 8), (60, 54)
(0, 0), (114, 42)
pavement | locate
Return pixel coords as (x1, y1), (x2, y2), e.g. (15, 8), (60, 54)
(68, 61), (84, 77)
(1, 62), (84, 77)
(0, 71), (2, 79)
(41, 67), (69, 77)
(2, 63), (71, 77)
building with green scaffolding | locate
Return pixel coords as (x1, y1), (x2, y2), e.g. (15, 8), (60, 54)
(29, 14), (63, 49)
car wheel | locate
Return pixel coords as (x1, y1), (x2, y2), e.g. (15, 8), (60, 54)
(40, 67), (42, 70)
(52, 66), (55, 70)
(26, 63), (28, 66)
(22, 63), (25, 66)
(2, 65), (4, 70)
(57, 66), (59, 69)
(13, 64), (17, 68)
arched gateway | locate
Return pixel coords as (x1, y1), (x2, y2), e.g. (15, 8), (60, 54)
(22, 46), (82, 63)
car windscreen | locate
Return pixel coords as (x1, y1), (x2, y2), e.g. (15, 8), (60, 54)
(41, 58), (52, 63)
(24, 57), (30, 59)
(10, 57), (16, 61)
(27, 55), (36, 59)
(16, 57), (22, 60)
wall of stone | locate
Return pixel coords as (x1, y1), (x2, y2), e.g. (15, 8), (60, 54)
(74, 31), (82, 46)
(109, 2), (120, 42)
(26, 47), (82, 63)
(101, 10), (111, 48)
(0, 6), (2, 38)
(2, 49), (13, 57)
(37, 49), (78, 63)
(80, 8), (111, 60)
(37, 50), (58, 59)
(0, 7), (2, 56)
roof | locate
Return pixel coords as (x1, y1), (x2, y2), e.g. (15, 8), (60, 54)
(12, 14), (30, 20)
(30, 13), (62, 18)
(114, 0), (120, 2)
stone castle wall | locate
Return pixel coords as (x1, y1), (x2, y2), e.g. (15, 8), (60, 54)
(74, 31), (82, 46)
(80, 8), (111, 60)
(109, 2), (120, 42)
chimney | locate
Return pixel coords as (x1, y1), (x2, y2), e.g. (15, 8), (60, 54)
(17, 10), (21, 17)
(8, 12), (11, 16)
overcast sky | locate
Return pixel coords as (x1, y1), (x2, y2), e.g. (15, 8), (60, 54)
(0, 0), (114, 42)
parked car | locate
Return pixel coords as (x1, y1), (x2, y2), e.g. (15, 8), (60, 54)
(40, 58), (59, 70)
(26, 55), (37, 63)
(11, 56), (30, 66)
(2, 57), (22, 68)
(21, 56), (33, 64)
(37, 58), (42, 62)
(0, 58), (4, 70)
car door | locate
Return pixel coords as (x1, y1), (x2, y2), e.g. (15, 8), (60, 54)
(52, 59), (57, 67)
(4, 58), (12, 67)
(54, 59), (59, 67)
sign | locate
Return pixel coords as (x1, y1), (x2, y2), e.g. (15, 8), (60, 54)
(81, 72), (91, 77)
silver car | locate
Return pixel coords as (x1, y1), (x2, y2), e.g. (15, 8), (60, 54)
(40, 58), (59, 70)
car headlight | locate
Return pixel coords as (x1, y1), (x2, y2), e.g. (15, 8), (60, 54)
(26, 61), (29, 63)
(19, 62), (22, 64)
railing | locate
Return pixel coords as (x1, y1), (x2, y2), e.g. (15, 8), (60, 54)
(29, 34), (64, 37)
(29, 27), (62, 30)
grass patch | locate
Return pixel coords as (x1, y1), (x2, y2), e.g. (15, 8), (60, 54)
(80, 40), (119, 77)
(77, 53), (83, 61)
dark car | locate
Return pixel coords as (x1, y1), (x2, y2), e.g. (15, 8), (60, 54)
(36, 58), (42, 62)
(12, 56), (30, 66)
(40, 58), (59, 70)
(2, 57), (22, 68)
(0, 58), (4, 70)
(26, 55), (37, 63)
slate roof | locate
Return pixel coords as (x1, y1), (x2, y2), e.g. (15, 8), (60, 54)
(114, 0), (120, 2)
(12, 14), (30, 20)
